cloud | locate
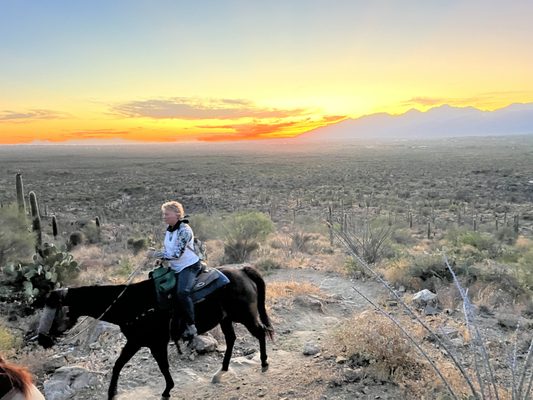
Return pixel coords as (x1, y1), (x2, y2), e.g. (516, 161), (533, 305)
(403, 97), (447, 106)
(111, 97), (308, 120)
(403, 92), (533, 109)
(0, 109), (69, 122)
(196, 115), (346, 142)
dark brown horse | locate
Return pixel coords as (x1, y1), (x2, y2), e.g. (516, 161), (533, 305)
(37, 266), (274, 400)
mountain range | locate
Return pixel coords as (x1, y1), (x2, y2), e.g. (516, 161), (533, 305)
(297, 103), (533, 141)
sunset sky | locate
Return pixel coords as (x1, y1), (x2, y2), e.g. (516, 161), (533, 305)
(1, 1), (532, 144)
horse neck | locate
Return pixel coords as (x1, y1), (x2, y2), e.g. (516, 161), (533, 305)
(65, 280), (154, 324)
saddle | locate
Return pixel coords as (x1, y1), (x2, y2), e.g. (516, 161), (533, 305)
(149, 265), (230, 310)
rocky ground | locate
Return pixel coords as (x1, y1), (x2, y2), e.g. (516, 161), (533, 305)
(9, 267), (532, 400)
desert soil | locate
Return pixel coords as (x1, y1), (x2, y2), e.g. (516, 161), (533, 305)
(35, 268), (406, 400)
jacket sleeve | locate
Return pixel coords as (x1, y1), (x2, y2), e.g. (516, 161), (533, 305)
(165, 227), (192, 259)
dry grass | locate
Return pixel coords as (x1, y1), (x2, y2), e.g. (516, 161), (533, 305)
(325, 310), (493, 398)
(266, 280), (323, 304)
(0, 323), (21, 352)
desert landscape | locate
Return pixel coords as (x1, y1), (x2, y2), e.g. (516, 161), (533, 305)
(0, 137), (532, 399)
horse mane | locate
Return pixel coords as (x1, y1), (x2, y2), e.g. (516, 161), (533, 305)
(63, 279), (156, 322)
(0, 356), (33, 397)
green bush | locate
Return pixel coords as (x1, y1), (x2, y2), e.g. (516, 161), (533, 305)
(189, 213), (223, 241)
(82, 222), (100, 244)
(516, 247), (533, 291)
(493, 226), (518, 245)
(127, 237), (147, 255)
(223, 212), (274, 263)
(446, 229), (501, 261)
(0, 204), (35, 266)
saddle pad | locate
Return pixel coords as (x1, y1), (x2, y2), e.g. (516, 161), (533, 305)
(191, 268), (230, 303)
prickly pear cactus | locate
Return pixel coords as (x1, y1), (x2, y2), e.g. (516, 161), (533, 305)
(2, 243), (79, 305)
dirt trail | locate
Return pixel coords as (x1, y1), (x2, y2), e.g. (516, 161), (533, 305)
(54, 269), (398, 400)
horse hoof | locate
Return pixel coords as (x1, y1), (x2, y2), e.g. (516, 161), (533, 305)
(161, 396), (170, 400)
(212, 368), (229, 384)
(261, 364), (269, 372)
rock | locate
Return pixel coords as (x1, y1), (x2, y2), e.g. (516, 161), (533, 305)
(81, 320), (120, 348)
(303, 342), (321, 356)
(42, 355), (68, 374)
(335, 356), (348, 364)
(497, 314), (519, 329)
(44, 366), (100, 400)
(343, 367), (364, 382)
(436, 326), (460, 340)
(192, 333), (218, 354)
(450, 337), (465, 347)
(496, 314), (533, 330)
(294, 295), (325, 313)
(412, 289), (437, 307)
(424, 304), (440, 315)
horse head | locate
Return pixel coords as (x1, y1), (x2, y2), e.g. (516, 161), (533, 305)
(37, 288), (76, 348)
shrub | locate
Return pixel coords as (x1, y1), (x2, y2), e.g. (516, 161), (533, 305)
(330, 310), (419, 379)
(81, 222), (100, 244)
(391, 227), (416, 246)
(493, 226), (518, 245)
(344, 256), (372, 279)
(0, 324), (21, 351)
(0, 204), (35, 266)
(127, 237), (147, 255)
(516, 246), (533, 291)
(223, 212), (274, 263)
(189, 213), (222, 241)
(344, 218), (393, 264)
(255, 257), (283, 273)
(67, 231), (84, 249)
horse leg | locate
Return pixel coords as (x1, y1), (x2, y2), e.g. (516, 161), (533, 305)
(211, 318), (236, 383)
(243, 320), (269, 372)
(108, 341), (140, 400)
(149, 344), (175, 399)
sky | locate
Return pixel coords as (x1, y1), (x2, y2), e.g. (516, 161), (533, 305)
(1, 0), (532, 144)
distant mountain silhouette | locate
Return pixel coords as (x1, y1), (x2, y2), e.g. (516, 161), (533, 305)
(297, 103), (533, 141)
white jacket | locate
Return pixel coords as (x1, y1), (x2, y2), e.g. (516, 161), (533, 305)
(162, 223), (200, 273)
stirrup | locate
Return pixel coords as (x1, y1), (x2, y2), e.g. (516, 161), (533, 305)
(182, 324), (197, 340)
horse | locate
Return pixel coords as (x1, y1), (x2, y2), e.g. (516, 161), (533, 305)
(37, 265), (274, 400)
(0, 356), (45, 400)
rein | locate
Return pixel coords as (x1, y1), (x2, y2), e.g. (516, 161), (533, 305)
(58, 261), (147, 343)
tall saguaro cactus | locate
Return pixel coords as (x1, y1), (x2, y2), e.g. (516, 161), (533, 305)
(52, 215), (58, 238)
(16, 173), (26, 215)
(29, 191), (42, 254)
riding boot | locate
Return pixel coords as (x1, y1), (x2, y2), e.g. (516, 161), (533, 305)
(180, 295), (197, 340)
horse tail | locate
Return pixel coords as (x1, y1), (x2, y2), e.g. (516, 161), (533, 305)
(242, 266), (274, 341)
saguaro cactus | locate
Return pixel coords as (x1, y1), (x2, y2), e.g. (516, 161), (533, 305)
(52, 215), (58, 238)
(16, 173), (26, 215)
(29, 191), (42, 254)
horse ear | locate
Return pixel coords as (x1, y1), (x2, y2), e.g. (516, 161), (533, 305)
(45, 288), (68, 308)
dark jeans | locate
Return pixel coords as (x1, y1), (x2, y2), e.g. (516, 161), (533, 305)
(174, 261), (202, 325)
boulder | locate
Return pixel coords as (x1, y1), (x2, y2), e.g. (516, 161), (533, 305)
(44, 366), (100, 400)
(192, 333), (218, 354)
(294, 295), (325, 313)
(412, 289), (437, 307)
(303, 342), (320, 356)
